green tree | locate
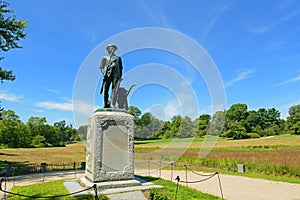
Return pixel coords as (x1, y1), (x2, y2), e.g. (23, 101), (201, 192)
(170, 115), (182, 138)
(135, 113), (163, 139)
(209, 111), (225, 136)
(26, 116), (47, 137)
(77, 125), (88, 141)
(0, 2), (27, 52)
(54, 120), (66, 146)
(0, 109), (26, 147)
(128, 106), (141, 118)
(31, 135), (47, 147)
(42, 124), (60, 146)
(26, 117), (62, 147)
(64, 124), (78, 142)
(194, 114), (211, 137)
(156, 121), (171, 139)
(224, 121), (248, 139)
(255, 108), (281, 135)
(226, 103), (248, 122)
(139, 112), (152, 126)
(0, 1), (27, 116)
(244, 110), (259, 133)
(177, 116), (193, 138)
(286, 104), (300, 135)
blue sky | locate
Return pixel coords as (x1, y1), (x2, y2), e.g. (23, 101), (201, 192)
(1, 0), (300, 127)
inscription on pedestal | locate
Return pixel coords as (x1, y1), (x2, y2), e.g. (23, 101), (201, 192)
(85, 111), (134, 182)
(102, 125), (129, 171)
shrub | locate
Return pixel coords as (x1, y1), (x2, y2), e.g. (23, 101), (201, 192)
(248, 133), (260, 138)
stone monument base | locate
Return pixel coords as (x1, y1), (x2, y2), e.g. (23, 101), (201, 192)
(85, 110), (135, 182)
(79, 177), (141, 190)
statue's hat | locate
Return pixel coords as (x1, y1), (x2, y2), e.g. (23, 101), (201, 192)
(106, 44), (118, 51)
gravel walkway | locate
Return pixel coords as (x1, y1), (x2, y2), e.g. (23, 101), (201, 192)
(135, 169), (300, 200)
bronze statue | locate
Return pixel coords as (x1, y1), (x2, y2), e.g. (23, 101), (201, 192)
(99, 44), (123, 108)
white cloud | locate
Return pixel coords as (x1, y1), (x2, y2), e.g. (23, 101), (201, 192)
(226, 69), (255, 87)
(46, 88), (60, 94)
(0, 90), (23, 102)
(263, 39), (288, 51)
(73, 100), (95, 116)
(134, 0), (171, 27)
(35, 101), (73, 111)
(202, 2), (231, 40)
(284, 54), (300, 61)
(275, 75), (300, 86)
(250, 8), (300, 33)
(164, 101), (180, 118)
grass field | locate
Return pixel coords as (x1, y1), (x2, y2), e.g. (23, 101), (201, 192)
(0, 135), (299, 183)
(0, 143), (86, 164)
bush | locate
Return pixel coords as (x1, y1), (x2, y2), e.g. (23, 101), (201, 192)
(248, 133), (261, 138)
(149, 191), (168, 200)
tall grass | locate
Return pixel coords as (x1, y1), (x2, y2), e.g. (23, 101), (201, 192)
(135, 145), (300, 179)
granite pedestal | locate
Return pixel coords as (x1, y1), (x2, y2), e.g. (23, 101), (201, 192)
(83, 110), (139, 188)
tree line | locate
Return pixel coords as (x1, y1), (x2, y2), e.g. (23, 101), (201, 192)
(127, 104), (300, 140)
(0, 109), (79, 148)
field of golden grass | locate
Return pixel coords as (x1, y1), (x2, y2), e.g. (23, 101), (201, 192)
(0, 134), (299, 165)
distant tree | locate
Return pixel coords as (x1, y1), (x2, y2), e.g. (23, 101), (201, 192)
(26, 116), (47, 137)
(156, 121), (171, 139)
(42, 124), (60, 146)
(64, 124), (78, 142)
(224, 121), (248, 139)
(26, 117), (62, 147)
(177, 116), (193, 138)
(77, 125), (88, 140)
(0, 109), (25, 147)
(244, 110), (259, 133)
(194, 114), (211, 137)
(170, 115), (182, 138)
(209, 111), (225, 136)
(226, 103), (248, 122)
(128, 106), (141, 118)
(135, 113), (163, 139)
(139, 112), (152, 127)
(255, 108), (281, 135)
(54, 120), (66, 145)
(286, 105), (300, 135)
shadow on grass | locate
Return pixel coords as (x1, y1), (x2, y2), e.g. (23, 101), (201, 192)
(135, 175), (160, 182)
(0, 152), (17, 156)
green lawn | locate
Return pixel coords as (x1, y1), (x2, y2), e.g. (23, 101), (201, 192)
(7, 178), (221, 200)
(139, 175), (222, 200)
(6, 180), (108, 200)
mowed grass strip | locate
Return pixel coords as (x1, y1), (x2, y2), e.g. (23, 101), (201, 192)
(135, 134), (300, 149)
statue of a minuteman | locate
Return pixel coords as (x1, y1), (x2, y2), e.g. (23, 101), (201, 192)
(99, 44), (123, 108)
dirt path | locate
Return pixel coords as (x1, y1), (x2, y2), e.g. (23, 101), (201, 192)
(135, 169), (300, 200)
(1, 170), (300, 200)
